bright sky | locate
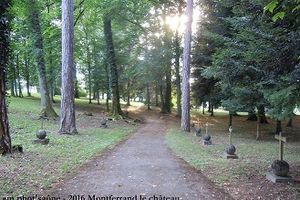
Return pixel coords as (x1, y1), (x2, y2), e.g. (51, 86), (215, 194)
(166, 5), (202, 34)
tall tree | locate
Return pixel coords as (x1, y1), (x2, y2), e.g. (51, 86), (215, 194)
(175, 0), (184, 117)
(59, 0), (77, 135)
(181, 0), (193, 132)
(28, 0), (57, 117)
(0, 0), (12, 154)
(103, 15), (123, 117)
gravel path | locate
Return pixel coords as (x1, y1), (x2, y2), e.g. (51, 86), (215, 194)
(49, 110), (232, 200)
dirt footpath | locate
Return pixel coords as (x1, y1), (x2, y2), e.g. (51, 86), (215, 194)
(49, 110), (232, 200)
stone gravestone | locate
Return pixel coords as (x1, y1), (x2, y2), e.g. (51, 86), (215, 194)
(223, 126), (238, 159)
(100, 118), (108, 128)
(203, 122), (212, 145)
(266, 132), (293, 183)
(33, 117), (49, 145)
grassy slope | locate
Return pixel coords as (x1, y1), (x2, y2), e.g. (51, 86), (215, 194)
(0, 97), (135, 196)
(166, 112), (300, 199)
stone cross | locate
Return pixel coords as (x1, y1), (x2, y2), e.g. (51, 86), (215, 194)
(41, 117), (45, 129)
(205, 122), (209, 134)
(275, 132), (287, 161)
(229, 126), (233, 145)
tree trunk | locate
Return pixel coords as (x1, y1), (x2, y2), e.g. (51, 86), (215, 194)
(147, 84), (151, 110)
(59, 0), (77, 134)
(247, 110), (257, 121)
(48, 50), (55, 103)
(126, 80), (130, 106)
(210, 104), (214, 116)
(155, 82), (159, 106)
(276, 120), (282, 134)
(86, 42), (92, 104)
(258, 105), (268, 124)
(0, 0), (12, 154)
(160, 78), (167, 113)
(13, 61), (18, 97)
(105, 63), (110, 112)
(175, 0), (183, 118)
(165, 71), (172, 113)
(10, 79), (15, 97)
(181, 0), (193, 132)
(29, 0), (57, 118)
(25, 55), (31, 97)
(16, 54), (23, 97)
(208, 100), (212, 113)
(256, 113), (260, 140)
(103, 16), (123, 117)
(96, 90), (100, 105)
(202, 102), (205, 114)
(92, 88), (97, 100)
(286, 118), (293, 127)
(229, 113), (233, 127)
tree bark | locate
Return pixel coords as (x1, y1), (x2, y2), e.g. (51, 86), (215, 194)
(258, 105), (268, 124)
(105, 62), (110, 112)
(175, 0), (184, 118)
(155, 82), (159, 107)
(96, 90), (100, 105)
(286, 117), (293, 127)
(25, 55), (31, 97)
(10, 79), (15, 97)
(208, 100), (212, 112)
(126, 80), (130, 106)
(161, 6), (172, 114)
(59, 0), (77, 134)
(0, 0), (12, 154)
(147, 84), (151, 110)
(48, 50), (56, 103)
(276, 120), (282, 134)
(103, 16), (123, 117)
(229, 113), (233, 127)
(165, 70), (172, 113)
(181, 0), (193, 132)
(86, 39), (92, 104)
(160, 78), (167, 113)
(16, 54), (23, 97)
(13, 60), (18, 97)
(256, 113), (260, 140)
(29, 0), (57, 117)
(210, 104), (214, 116)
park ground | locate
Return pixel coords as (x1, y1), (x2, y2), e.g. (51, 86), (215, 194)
(0, 96), (300, 199)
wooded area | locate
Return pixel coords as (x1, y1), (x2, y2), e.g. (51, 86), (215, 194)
(0, 0), (300, 198)
(0, 0), (299, 153)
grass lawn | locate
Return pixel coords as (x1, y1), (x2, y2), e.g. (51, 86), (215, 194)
(0, 96), (136, 197)
(166, 111), (300, 200)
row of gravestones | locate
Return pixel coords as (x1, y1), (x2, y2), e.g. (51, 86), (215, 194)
(195, 122), (293, 183)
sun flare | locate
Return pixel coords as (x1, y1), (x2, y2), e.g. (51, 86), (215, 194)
(166, 7), (202, 34)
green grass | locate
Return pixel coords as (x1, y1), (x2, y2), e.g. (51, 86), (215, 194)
(166, 113), (300, 186)
(0, 96), (135, 197)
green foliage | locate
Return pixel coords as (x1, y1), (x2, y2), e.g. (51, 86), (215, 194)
(196, 0), (300, 121)
(264, 0), (300, 22)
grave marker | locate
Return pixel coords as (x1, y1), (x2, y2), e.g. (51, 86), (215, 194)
(266, 132), (292, 183)
(203, 122), (212, 145)
(224, 126), (238, 159)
